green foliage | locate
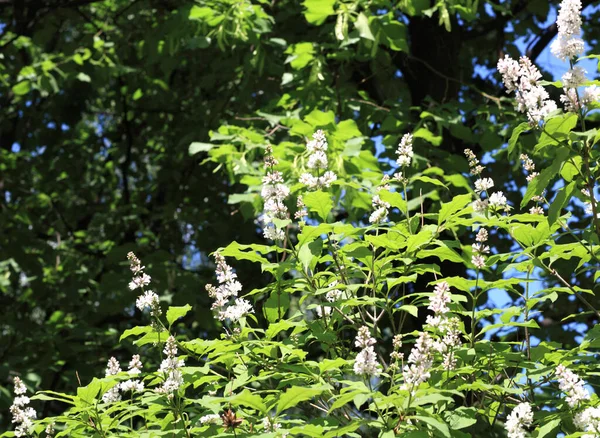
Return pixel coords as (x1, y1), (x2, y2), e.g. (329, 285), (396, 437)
(2, 0), (600, 437)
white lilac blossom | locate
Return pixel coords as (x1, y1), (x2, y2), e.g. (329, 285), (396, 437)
(294, 195), (308, 220)
(136, 290), (161, 316)
(262, 146), (290, 241)
(128, 252), (162, 317)
(325, 280), (342, 302)
(574, 406), (600, 437)
(402, 332), (433, 390)
(200, 413), (222, 424)
(102, 357), (122, 403)
(45, 422), (55, 436)
(497, 55), (557, 126)
(315, 304), (332, 318)
(396, 133), (414, 167)
(157, 336), (185, 395)
(464, 149), (484, 176)
(353, 326), (380, 376)
(389, 335), (405, 369)
(424, 281), (461, 370)
(551, 0), (584, 61)
(369, 195), (391, 224)
(10, 377), (36, 437)
(471, 228), (489, 269)
(474, 177), (494, 194)
(300, 130), (337, 190)
(562, 66), (587, 88)
(206, 253), (253, 323)
(520, 154), (539, 182)
(581, 188), (600, 217)
(426, 281), (451, 323)
(556, 364), (590, 407)
(120, 355), (144, 393)
(262, 417), (282, 432)
(505, 402), (533, 438)
(488, 191), (508, 211)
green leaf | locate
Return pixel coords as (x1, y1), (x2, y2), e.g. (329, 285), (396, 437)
(298, 237), (323, 271)
(263, 291), (290, 323)
(76, 72), (91, 82)
(276, 386), (326, 414)
(536, 418), (561, 437)
(189, 142), (214, 155)
(304, 109), (336, 128)
(120, 325), (151, 342)
(413, 127), (442, 146)
(166, 304), (192, 326)
(445, 407), (477, 430)
(303, 191), (333, 222)
(378, 190), (406, 212)
(12, 81), (30, 96)
(231, 389), (267, 414)
(76, 378), (102, 405)
(303, 0), (336, 25)
(412, 175), (448, 189)
(354, 13), (374, 40)
(411, 415), (451, 437)
(507, 122), (530, 156)
(521, 148), (569, 208)
(548, 181), (576, 226)
(438, 194), (472, 225)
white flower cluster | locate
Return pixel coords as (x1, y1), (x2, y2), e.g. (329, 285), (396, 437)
(472, 228), (489, 269)
(551, 0), (585, 61)
(299, 130), (337, 190)
(425, 282), (462, 370)
(120, 354), (144, 393)
(369, 195), (391, 224)
(581, 188), (600, 217)
(262, 416), (283, 432)
(574, 406), (600, 437)
(402, 331), (433, 391)
(520, 154), (545, 215)
(396, 133), (413, 167)
(262, 145), (290, 241)
(206, 253), (253, 323)
(200, 413), (221, 424)
(10, 377), (36, 437)
(389, 334), (404, 369)
(325, 280), (343, 302)
(465, 150), (509, 213)
(559, 67), (600, 112)
(497, 55), (557, 126)
(505, 402), (533, 438)
(128, 252), (162, 317)
(464, 148), (484, 176)
(353, 326), (381, 376)
(294, 195), (308, 221)
(556, 364), (590, 407)
(551, 0), (600, 111)
(102, 357), (122, 403)
(157, 336), (185, 395)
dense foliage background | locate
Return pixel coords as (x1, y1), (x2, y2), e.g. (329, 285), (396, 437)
(1, 0), (599, 436)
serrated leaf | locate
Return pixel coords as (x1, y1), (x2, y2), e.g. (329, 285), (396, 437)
(166, 304), (192, 326)
(507, 122), (530, 156)
(303, 191), (333, 222)
(438, 194), (472, 225)
(355, 13), (374, 40)
(276, 386), (326, 414)
(548, 181), (576, 226)
(303, 0), (336, 25)
(189, 142), (214, 155)
(231, 389), (267, 414)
